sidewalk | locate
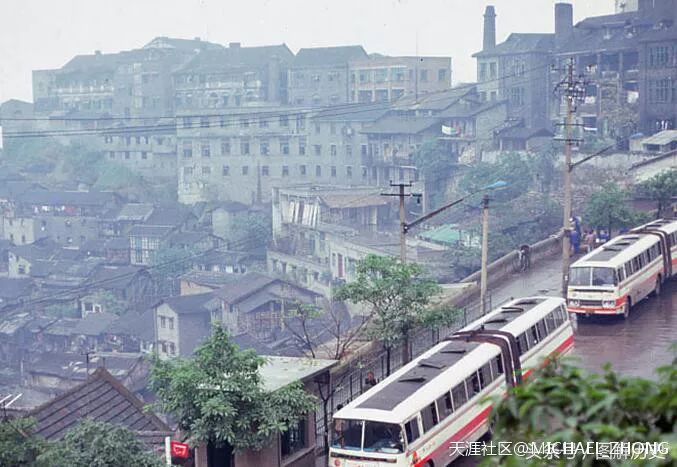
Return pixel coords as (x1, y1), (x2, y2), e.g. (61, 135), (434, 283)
(488, 255), (563, 305)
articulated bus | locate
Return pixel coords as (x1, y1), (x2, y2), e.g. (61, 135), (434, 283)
(328, 297), (573, 467)
(567, 218), (677, 318)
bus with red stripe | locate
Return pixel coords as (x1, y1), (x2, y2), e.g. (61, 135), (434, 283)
(567, 219), (676, 319)
(328, 296), (573, 467)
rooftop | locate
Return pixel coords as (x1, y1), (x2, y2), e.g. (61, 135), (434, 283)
(161, 292), (217, 315)
(258, 356), (337, 392)
(473, 33), (554, 58)
(175, 43), (294, 74)
(362, 115), (441, 135)
(28, 367), (170, 441)
(213, 272), (277, 303)
(293, 45), (368, 67)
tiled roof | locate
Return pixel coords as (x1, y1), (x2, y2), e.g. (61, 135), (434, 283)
(473, 33), (554, 57)
(144, 205), (195, 227)
(0, 278), (33, 301)
(128, 225), (174, 238)
(143, 36), (223, 51)
(28, 367), (170, 441)
(312, 103), (389, 122)
(392, 85), (476, 111)
(175, 44), (294, 73)
(362, 115), (441, 135)
(180, 270), (240, 288)
(115, 203), (155, 221)
(161, 292), (217, 315)
(72, 312), (119, 336)
(294, 45), (368, 67)
(437, 100), (506, 118)
(212, 272), (277, 303)
(87, 265), (148, 290)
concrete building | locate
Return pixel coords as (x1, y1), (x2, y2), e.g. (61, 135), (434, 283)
(473, 5), (554, 130)
(348, 55), (452, 103)
(288, 46), (368, 106)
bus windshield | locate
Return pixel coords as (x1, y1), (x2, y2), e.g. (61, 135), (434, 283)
(569, 267), (616, 287)
(331, 419), (362, 451)
(331, 419), (404, 453)
(363, 422), (404, 453)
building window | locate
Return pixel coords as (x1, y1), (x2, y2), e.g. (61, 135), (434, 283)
(330, 144), (337, 156)
(648, 78), (671, 103)
(299, 140), (307, 156)
(124, 151), (131, 160)
(331, 166), (337, 177)
(182, 117), (192, 128)
(261, 166), (269, 176)
(168, 318), (174, 330)
(281, 418), (306, 458)
(168, 342), (176, 355)
(510, 87), (525, 106)
(202, 166), (211, 175)
(108, 151), (115, 159)
(260, 140), (270, 155)
(160, 316), (166, 328)
(314, 145), (322, 156)
(220, 115), (227, 127)
(315, 123), (321, 134)
(362, 166), (368, 178)
(259, 117), (268, 128)
(345, 145), (353, 157)
(346, 166), (352, 178)
(420, 69), (428, 82)
(241, 141), (250, 155)
(438, 69), (447, 82)
(221, 139), (231, 155)
(361, 144), (368, 157)
(222, 165), (230, 176)
(315, 165), (322, 177)
(279, 115), (289, 127)
(282, 165), (289, 177)
(141, 151), (148, 159)
(489, 62), (497, 79)
(183, 167), (193, 176)
(300, 164), (307, 176)
(649, 46), (670, 68)
(281, 140), (290, 155)
(242, 166), (249, 175)
(201, 142), (211, 157)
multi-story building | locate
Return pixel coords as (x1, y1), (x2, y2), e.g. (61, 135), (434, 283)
(288, 46), (368, 106)
(348, 55), (452, 103)
(33, 37), (222, 119)
(173, 42), (293, 111)
(473, 5), (553, 130)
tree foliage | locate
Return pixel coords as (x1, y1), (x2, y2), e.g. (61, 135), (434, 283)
(150, 245), (198, 278)
(486, 359), (677, 466)
(637, 169), (677, 218)
(36, 419), (163, 467)
(334, 255), (441, 359)
(458, 152), (533, 202)
(0, 418), (44, 466)
(228, 212), (272, 251)
(149, 326), (317, 452)
(584, 183), (645, 233)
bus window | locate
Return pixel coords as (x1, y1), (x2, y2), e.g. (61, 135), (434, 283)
(569, 267), (591, 286)
(545, 311), (557, 333)
(529, 325), (539, 346)
(331, 419), (362, 451)
(491, 355), (504, 377)
(421, 402), (439, 432)
(479, 363), (492, 386)
(625, 262), (632, 278)
(404, 418), (420, 444)
(616, 267), (625, 283)
(536, 320), (548, 340)
(516, 333), (530, 355)
(436, 392), (453, 420)
(451, 382), (468, 409)
(363, 422), (404, 453)
(591, 268), (616, 286)
(466, 372), (481, 398)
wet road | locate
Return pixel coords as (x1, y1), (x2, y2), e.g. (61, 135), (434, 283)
(450, 257), (676, 466)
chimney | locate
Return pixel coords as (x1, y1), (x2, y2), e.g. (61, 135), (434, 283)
(483, 6), (497, 51)
(555, 3), (574, 46)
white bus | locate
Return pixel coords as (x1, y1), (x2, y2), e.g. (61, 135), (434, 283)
(328, 297), (573, 467)
(567, 218), (677, 318)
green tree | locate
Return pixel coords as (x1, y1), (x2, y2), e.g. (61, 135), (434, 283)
(458, 152), (533, 202)
(149, 326), (317, 452)
(637, 169), (677, 218)
(485, 359), (677, 466)
(334, 254), (441, 371)
(585, 183), (643, 234)
(228, 212), (271, 251)
(36, 419), (162, 467)
(0, 418), (44, 466)
(413, 140), (457, 208)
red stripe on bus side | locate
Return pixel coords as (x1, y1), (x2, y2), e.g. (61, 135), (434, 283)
(413, 333), (573, 467)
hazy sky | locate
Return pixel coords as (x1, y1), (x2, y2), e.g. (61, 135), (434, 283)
(0, 0), (614, 104)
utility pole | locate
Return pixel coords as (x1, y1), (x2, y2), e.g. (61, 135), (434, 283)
(554, 57), (585, 296)
(381, 181), (414, 262)
(480, 195), (490, 314)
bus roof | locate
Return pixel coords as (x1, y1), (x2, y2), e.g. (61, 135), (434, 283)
(632, 218), (677, 236)
(571, 233), (659, 268)
(334, 296), (565, 424)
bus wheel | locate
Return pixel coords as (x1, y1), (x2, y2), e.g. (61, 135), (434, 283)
(653, 277), (662, 297)
(622, 299), (632, 319)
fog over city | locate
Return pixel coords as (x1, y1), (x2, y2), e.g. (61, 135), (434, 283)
(0, 0), (675, 466)
(1, 0), (613, 102)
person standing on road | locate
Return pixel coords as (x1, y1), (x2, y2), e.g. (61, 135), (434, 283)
(570, 229), (580, 255)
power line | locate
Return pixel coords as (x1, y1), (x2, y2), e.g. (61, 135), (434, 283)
(1, 62), (555, 140)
